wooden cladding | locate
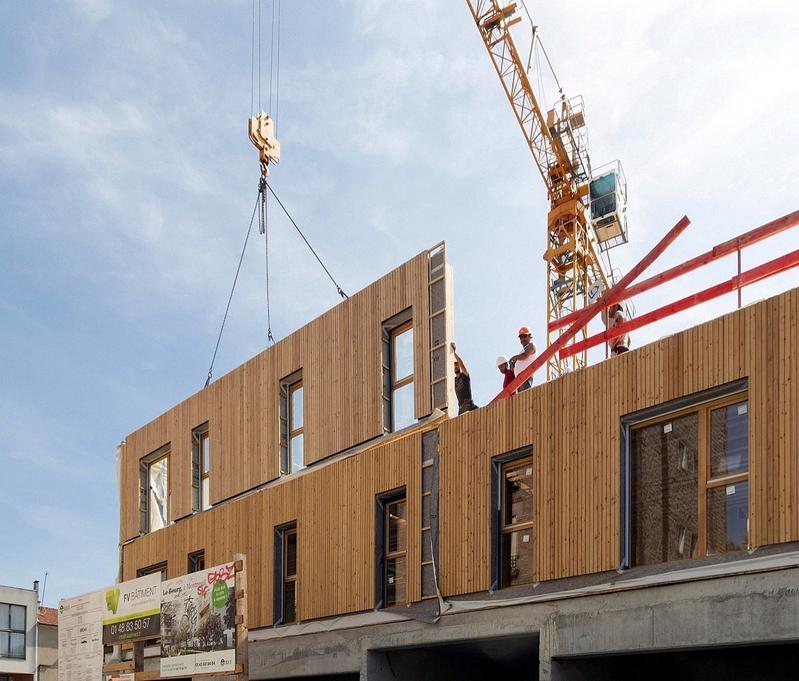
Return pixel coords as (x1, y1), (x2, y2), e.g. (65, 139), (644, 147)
(439, 288), (799, 595)
(120, 283), (798, 628)
(119, 250), (435, 542)
(121, 427), (426, 628)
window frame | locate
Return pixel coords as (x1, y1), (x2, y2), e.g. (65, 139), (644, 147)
(621, 380), (749, 568)
(139, 444), (170, 534)
(273, 522), (298, 625)
(490, 447), (534, 590)
(375, 487), (407, 609)
(381, 309), (414, 433)
(279, 370), (303, 475)
(0, 603), (26, 660)
(187, 550), (206, 574)
(192, 422), (211, 513)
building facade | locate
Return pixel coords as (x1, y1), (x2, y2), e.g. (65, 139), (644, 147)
(0, 585), (38, 681)
(117, 246), (799, 680)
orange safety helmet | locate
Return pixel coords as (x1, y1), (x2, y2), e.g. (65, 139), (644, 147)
(518, 326), (531, 337)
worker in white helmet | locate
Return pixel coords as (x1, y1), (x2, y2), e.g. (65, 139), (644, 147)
(602, 301), (631, 356)
(496, 355), (516, 393)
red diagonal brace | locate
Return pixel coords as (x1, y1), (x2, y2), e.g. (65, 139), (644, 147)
(493, 215), (691, 402)
(559, 247), (799, 360)
(549, 209), (799, 333)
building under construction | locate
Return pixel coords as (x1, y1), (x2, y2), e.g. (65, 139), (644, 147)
(114, 2), (799, 680)
(116, 232), (799, 680)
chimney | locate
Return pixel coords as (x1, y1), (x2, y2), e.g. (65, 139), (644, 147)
(33, 580), (39, 593)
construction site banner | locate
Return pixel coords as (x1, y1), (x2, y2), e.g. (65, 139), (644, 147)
(102, 574), (161, 644)
(59, 588), (106, 681)
(159, 562), (237, 678)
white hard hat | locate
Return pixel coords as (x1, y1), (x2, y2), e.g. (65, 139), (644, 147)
(496, 355), (509, 367)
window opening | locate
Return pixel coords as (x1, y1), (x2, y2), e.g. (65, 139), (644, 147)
(274, 523), (297, 624)
(498, 455), (534, 588)
(279, 371), (303, 474)
(382, 309), (414, 432)
(375, 488), (408, 608)
(187, 550), (206, 573)
(0, 603), (26, 659)
(627, 391), (749, 567)
(192, 423), (211, 512)
(139, 445), (169, 534)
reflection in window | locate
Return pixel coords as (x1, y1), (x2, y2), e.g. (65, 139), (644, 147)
(280, 371), (304, 475)
(385, 498), (407, 606)
(629, 393), (749, 566)
(631, 413), (699, 565)
(0, 603), (26, 659)
(140, 446), (169, 534)
(500, 457), (534, 587)
(192, 423), (211, 512)
(382, 313), (415, 433)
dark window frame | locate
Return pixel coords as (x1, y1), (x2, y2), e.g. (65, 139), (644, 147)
(381, 308), (414, 433)
(187, 550), (206, 573)
(192, 422), (210, 513)
(279, 370), (303, 475)
(0, 603), (26, 660)
(490, 447), (534, 591)
(620, 378), (749, 569)
(375, 486), (407, 609)
(139, 444), (170, 534)
(273, 521), (298, 625)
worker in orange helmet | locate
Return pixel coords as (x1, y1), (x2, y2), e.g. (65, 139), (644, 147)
(602, 302), (631, 356)
(509, 326), (537, 391)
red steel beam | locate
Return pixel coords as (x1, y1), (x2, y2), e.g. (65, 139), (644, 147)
(492, 215), (691, 402)
(548, 208), (799, 333)
(559, 247), (799, 360)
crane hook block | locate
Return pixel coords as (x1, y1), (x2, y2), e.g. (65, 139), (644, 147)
(248, 112), (281, 171)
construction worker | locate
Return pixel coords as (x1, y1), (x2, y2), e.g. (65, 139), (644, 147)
(451, 343), (478, 414)
(496, 355), (516, 393)
(509, 327), (536, 391)
(603, 302), (631, 355)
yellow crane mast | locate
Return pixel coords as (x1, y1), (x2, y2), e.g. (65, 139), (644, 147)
(466, 0), (628, 378)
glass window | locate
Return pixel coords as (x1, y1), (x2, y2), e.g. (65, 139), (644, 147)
(499, 457), (534, 587)
(187, 550), (205, 573)
(148, 455), (168, 532)
(0, 603), (26, 660)
(192, 424), (211, 512)
(709, 401), (748, 477)
(281, 375), (304, 475)
(291, 384), (303, 430)
(630, 413), (699, 565)
(382, 315), (415, 433)
(201, 431), (210, 474)
(629, 393), (749, 567)
(393, 326), (414, 381)
(290, 434), (304, 473)
(278, 525), (297, 624)
(384, 497), (407, 606)
(707, 481), (749, 554)
(391, 382), (415, 431)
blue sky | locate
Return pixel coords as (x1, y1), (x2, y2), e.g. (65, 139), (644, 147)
(1, 0), (797, 605)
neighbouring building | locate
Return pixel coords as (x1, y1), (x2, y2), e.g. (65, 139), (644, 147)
(35, 609), (57, 681)
(0, 584), (38, 681)
(116, 246), (799, 680)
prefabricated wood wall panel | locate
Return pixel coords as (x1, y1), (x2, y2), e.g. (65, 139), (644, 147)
(438, 288), (799, 596)
(119, 251), (433, 542)
(120, 286), (799, 623)
(121, 429), (424, 628)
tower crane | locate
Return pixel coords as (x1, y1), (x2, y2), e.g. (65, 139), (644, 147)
(466, 0), (629, 378)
